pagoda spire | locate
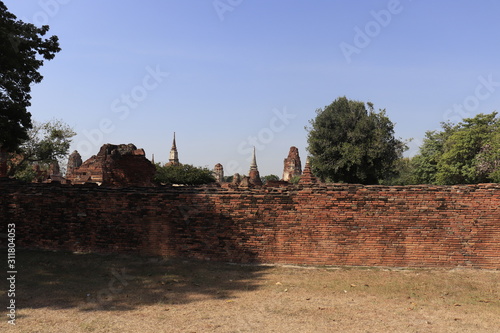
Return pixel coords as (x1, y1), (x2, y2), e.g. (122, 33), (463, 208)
(171, 132), (177, 150)
(299, 156), (317, 184)
(168, 132), (179, 165)
(248, 147), (262, 186)
(250, 146), (258, 171)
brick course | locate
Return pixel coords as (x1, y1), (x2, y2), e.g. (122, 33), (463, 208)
(1, 178), (499, 269)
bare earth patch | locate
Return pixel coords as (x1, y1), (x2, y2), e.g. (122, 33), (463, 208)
(1, 250), (499, 332)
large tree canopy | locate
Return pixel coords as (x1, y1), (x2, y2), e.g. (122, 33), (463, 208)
(0, 1), (60, 152)
(306, 96), (406, 184)
(412, 112), (500, 184)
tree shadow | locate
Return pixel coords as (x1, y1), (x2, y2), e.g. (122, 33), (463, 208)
(1, 184), (275, 312)
(12, 249), (271, 312)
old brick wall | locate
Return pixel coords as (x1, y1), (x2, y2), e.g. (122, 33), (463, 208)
(1, 178), (499, 268)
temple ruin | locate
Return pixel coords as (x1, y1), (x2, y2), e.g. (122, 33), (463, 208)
(299, 156), (317, 185)
(213, 163), (224, 183)
(65, 143), (155, 186)
(166, 132), (180, 166)
(282, 146), (302, 181)
(60, 134), (311, 188)
(248, 147), (263, 186)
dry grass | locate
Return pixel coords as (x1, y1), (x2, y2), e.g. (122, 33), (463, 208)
(1, 250), (499, 332)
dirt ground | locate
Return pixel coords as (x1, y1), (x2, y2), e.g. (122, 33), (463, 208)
(1, 250), (499, 333)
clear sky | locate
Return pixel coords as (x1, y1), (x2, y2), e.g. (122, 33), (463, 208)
(4, 0), (500, 177)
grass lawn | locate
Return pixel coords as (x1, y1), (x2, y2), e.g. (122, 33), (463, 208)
(1, 249), (499, 332)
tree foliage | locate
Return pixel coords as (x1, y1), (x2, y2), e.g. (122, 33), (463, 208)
(154, 163), (216, 185)
(410, 124), (454, 184)
(7, 119), (76, 179)
(261, 174), (280, 184)
(412, 112), (500, 184)
(0, 1), (61, 152)
(379, 157), (417, 185)
(306, 96), (406, 184)
(475, 131), (500, 183)
(289, 175), (302, 184)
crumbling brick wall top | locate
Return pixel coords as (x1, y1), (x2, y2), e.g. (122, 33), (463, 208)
(66, 144), (156, 187)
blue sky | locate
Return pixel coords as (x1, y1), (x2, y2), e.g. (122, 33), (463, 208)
(4, 0), (500, 177)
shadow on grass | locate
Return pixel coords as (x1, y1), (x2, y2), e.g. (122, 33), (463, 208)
(14, 249), (271, 312)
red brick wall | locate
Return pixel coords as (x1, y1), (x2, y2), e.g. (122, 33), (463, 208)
(1, 178), (499, 269)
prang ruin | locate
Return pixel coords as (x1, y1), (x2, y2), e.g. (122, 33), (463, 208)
(282, 146), (302, 181)
(59, 133), (307, 187)
(65, 143), (156, 187)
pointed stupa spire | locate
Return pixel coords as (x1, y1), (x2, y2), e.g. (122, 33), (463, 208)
(151, 154), (155, 165)
(250, 146), (258, 171)
(168, 132), (179, 165)
(248, 147), (262, 186)
(171, 132), (177, 150)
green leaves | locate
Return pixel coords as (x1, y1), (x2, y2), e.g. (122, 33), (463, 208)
(261, 174), (280, 184)
(8, 119), (75, 179)
(413, 112), (500, 185)
(154, 164), (216, 185)
(0, 1), (60, 152)
(307, 96), (406, 184)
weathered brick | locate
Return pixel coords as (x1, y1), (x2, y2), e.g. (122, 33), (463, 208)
(0, 179), (499, 269)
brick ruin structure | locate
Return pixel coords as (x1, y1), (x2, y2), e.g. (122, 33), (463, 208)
(2, 151), (64, 183)
(231, 173), (241, 186)
(248, 147), (263, 186)
(66, 150), (83, 180)
(62, 137), (308, 188)
(299, 157), (318, 185)
(282, 146), (302, 181)
(65, 143), (155, 186)
(3, 179), (500, 269)
(32, 161), (65, 183)
(219, 146), (305, 188)
(3, 136), (309, 188)
(3, 140), (500, 269)
(213, 163), (224, 183)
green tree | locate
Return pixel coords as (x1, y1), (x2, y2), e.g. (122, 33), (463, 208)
(261, 174), (280, 184)
(306, 96), (406, 184)
(289, 175), (302, 184)
(475, 131), (500, 182)
(412, 112), (500, 184)
(7, 119), (76, 180)
(154, 164), (216, 185)
(436, 113), (499, 184)
(380, 157), (417, 185)
(0, 1), (61, 174)
(411, 123), (454, 184)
